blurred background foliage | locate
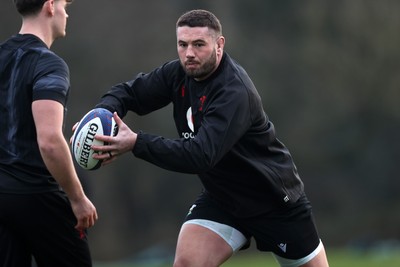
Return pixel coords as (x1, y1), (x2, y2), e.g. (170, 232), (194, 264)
(1, 0), (399, 262)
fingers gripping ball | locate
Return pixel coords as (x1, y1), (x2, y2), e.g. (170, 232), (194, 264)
(71, 108), (118, 170)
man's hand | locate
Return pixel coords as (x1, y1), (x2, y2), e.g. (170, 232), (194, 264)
(69, 121), (79, 144)
(69, 194), (98, 231)
(91, 112), (137, 166)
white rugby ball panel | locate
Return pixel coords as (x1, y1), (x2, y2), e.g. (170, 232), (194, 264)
(71, 108), (116, 170)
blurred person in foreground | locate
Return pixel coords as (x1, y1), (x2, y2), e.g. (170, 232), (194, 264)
(0, 0), (97, 266)
(91, 9), (329, 267)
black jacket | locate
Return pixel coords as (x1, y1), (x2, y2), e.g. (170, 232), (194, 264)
(97, 53), (304, 217)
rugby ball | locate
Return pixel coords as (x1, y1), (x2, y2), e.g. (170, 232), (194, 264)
(71, 108), (118, 170)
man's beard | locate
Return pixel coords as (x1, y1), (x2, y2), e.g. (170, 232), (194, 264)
(182, 50), (217, 80)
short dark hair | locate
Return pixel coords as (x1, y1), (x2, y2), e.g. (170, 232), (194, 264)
(13, 0), (73, 17)
(13, 0), (47, 16)
(176, 9), (222, 36)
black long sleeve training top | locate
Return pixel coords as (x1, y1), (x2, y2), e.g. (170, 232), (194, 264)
(96, 53), (304, 217)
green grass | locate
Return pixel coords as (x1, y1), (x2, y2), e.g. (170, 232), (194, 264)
(94, 248), (400, 267)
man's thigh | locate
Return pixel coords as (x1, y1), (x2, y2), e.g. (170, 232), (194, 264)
(174, 223), (233, 267)
(242, 195), (321, 259)
(0, 222), (31, 267)
(0, 193), (92, 267)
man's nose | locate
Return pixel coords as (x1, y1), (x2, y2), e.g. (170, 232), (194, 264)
(186, 45), (195, 58)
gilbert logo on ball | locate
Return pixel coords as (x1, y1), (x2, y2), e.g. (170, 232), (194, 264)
(71, 108), (118, 170)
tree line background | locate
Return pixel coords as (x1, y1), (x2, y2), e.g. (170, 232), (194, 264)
(1, 0), (399, 262)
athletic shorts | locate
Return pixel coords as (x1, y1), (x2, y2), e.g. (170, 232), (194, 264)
(0, 192), (92, 267)
(184, 193), (321, 260)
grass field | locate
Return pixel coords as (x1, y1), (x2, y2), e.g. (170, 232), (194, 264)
(94, 248), (400, 267)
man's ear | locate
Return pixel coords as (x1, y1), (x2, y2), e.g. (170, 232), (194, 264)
(216, 36), (225, 55)
(43, 0), (55, 16)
